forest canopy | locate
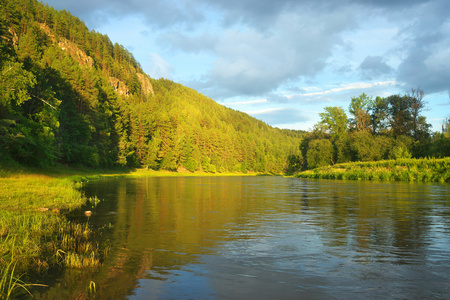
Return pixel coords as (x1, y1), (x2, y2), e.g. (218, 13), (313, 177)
(0, 0), (303, 173)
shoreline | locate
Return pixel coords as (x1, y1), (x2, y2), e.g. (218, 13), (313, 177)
(294, 157), (450, 183)
(1, 159), (448, 297)
(0, 166), (276, 298)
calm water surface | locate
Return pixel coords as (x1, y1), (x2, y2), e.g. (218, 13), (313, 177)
(41, 176), (450, 299)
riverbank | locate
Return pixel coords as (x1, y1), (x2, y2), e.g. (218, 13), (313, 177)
(0, 164), (270, 298)
(295, 157), (450, 182)
(2, 158), (447, 297)
(0, 173), (102, 298)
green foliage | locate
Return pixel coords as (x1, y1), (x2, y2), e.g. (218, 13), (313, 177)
(391, 145), (412, 160)
(0, 61), (36, 109)
(429, 131), (450, 158)
(296, 157), (450, 183)
(285, 153), (302, 174)
(370, 96), (389, 134)
(306, 139), (334, 169)
(299, 89), (444, 172)
(317, 106), (348, 137)
(1, 0), (446, 176)
(349, 93), (372, 131)
(0, 0), (305, 173)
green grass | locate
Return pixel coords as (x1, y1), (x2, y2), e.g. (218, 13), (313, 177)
(295, 157), (450, 182)
(0, 172), (104, 298)
(0, 242), (48, 299)
(112, 168), (265, 178)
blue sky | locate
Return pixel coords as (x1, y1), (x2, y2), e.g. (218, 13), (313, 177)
(41, 0), (449, 132)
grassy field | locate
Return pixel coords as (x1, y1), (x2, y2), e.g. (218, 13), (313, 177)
(295, 157), (450, 182)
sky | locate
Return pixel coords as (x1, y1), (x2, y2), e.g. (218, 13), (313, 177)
(41, 0), (450, 132)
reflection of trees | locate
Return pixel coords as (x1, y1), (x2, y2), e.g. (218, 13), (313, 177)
(37, 177), (448, 298)
(47, 177), (288, 299)
(296, 180), (444, 263)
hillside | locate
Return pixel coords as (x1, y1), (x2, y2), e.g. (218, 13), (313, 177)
(0, 0), (303, 173)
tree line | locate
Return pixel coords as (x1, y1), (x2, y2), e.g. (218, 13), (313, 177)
(294, 91), (450, 171)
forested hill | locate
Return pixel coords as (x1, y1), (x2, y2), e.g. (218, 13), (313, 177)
(0, 0), (303, 173)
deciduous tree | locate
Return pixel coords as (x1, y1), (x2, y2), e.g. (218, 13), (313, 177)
(317, 106), (348, 137)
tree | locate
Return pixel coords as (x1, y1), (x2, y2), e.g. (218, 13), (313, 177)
(0, 61), (36, 115)
(407, 88), (427, 141)
(306, 139), (334, 169)
(370, 96), (389, 134)
(386, 94), (413, 137)
(349, 93), (372, 131)
(348, 131), (383, 161)
(0, 0), (305, 171)
(444, 117), (450, 136)
(285, 152), (302, 174)
(317, 106), (348, 137)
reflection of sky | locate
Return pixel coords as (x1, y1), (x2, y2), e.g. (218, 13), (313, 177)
(128, 198), (450, 299)
(130, 266), (215, 300)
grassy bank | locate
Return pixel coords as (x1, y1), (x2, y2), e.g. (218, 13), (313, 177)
(0, 164), (269, 298)
(105, 168), (267, 178)
(0, 171), (105, 298)
(295, 157), (450, 182)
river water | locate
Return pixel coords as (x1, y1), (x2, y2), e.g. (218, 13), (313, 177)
(39, 176), (450, 299)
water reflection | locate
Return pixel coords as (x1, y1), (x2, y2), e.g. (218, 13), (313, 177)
(38, 177), (449, 299)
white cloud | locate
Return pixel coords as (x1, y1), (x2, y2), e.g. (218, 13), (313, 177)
(147, 53), (174, 79)
(359, 56), (394, 79)
(42, 0), (450, 98)
(395, 0), (450, 94)
(199, 9), (355, 97)
(222, 99), (268, 105)
(245, 107), (312, 125)
(246, 107), (284, 114)
(287, 81), (397, 98)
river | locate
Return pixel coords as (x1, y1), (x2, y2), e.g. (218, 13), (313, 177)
(36, 176), (450, 299)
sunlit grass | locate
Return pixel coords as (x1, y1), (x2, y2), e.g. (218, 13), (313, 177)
(0, 173), (103, 298)
(0, 175), (86, 211)
(63, 251), (101, 268)
(295, 157), (450, 182)
(133, 169), (263, 177)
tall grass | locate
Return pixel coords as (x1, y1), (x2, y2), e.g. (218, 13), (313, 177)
(295, 157), (450, 183)
(0, 174), (103, 298)
(0, 243), (46, 299)
(1, 255), (29, 299)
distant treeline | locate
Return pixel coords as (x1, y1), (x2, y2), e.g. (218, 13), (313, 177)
(290, 92), (450, 172)
(0, 0), (303, 173)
